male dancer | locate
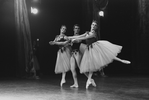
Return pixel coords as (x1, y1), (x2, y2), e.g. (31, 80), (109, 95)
(69, 24), (96, 88)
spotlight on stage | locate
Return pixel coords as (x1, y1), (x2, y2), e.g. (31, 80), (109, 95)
(31, 7), (39, 14)
(98, 11), (104, 17)
(37, 38), (39, 41)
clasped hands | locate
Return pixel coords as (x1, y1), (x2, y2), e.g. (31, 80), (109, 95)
(64, 36), (78, 43)
(49, 37), (79, 45)
(49, 41), (54, 45)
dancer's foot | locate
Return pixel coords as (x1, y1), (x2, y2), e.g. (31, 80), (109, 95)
(122, 60), (131, 64)
(91, 79), (96, 87)
(60, 79), (66, 87)
(86, 79), (92, 89)
(70, 84), (79, 88)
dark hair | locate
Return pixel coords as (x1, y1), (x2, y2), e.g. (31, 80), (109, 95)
(92, 20), (98, 25)
(73, 24), (80, 29)
(61, 25), (66, 29)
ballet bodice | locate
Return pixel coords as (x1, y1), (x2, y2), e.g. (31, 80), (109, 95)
(56, 34), (66, 42)
(56, 34), (71, 52)
(86, 32), (98, 46)
(71, 34), (81, 50)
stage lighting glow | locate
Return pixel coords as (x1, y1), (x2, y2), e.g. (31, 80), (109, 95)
(31, 7), (38, 14)
(37, 38), (39, 41)
(99, 11), (104, 17)
(32, 0), (39, 2)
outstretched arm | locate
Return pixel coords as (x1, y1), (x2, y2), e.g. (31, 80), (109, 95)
(56, 40), (70, 45)
(49, 40), (70, 46)
(74, 32), (96, 41)
(68, 32), (88, 39)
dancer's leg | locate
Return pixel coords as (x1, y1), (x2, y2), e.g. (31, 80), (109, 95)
(70, 56), (78, 88)
(84, 72), (96, 87)
(60, 72), (66, 87)
(84, 72), (89, 78)
(86, 72), (94, 89)
(75, 52), (82, 67)
(114, 57), (131, 64)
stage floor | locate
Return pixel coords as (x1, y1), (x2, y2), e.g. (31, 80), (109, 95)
(0, 75), (148, 100)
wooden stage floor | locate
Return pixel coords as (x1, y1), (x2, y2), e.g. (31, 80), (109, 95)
(0, 75), (148, 100)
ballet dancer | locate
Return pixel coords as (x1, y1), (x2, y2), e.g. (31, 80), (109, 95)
(49, 25), (71, 87)
(71, 20), (131, 89)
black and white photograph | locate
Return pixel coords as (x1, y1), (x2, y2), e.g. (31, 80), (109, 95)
(0, 0), (149, 100)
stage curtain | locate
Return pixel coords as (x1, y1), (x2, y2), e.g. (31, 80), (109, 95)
(14, 0), (32, 77)
(135, 0), (149, 73)
(138, 0), (149, 34)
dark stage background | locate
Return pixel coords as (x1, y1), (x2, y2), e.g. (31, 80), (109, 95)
(0, 0), (148, 78)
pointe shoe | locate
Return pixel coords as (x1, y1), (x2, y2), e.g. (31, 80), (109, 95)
(122, 60), (131, 64)
(70, 84), (79, 88)
(86, 80), (92, 89)
(91, 79), (96, 87)
(60, 80), (66, 87)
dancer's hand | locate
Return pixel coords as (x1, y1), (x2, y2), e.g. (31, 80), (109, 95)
(64, 36), (69, 40)
(49, 41), (54, 45)
(72, 39), (77, 43)
(72, 39), (81, 43)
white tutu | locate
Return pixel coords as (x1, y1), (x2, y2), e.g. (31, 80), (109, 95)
(55, 47), (71, 74)
(80, 40), (122, 73)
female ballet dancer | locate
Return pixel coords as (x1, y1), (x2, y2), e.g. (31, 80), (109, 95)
(71, 20), (131, 89)
(49, 25), (71, 87)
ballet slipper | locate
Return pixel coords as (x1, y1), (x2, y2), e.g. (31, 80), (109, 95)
(122, 60), (131, 64)
(70, 84), (79, 88)
(60, 79), (66, 87)
(86, 79), (92, 89)
(91, 79), (96, 87)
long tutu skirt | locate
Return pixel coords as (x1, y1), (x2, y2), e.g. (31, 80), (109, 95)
(80, 40), (122, 73)
(55, 47), (71, 74)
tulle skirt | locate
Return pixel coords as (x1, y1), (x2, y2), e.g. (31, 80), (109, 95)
(80, 40), (122, 73)
(55, 47), (71, 74)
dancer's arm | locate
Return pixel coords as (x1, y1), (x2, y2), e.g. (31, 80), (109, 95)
(53, 35), (59, 42)
(73, 32), (96, 41)
(49, 35), (63, 45)
(68, 32), (88, 39)
(50, 40), (69, 46)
